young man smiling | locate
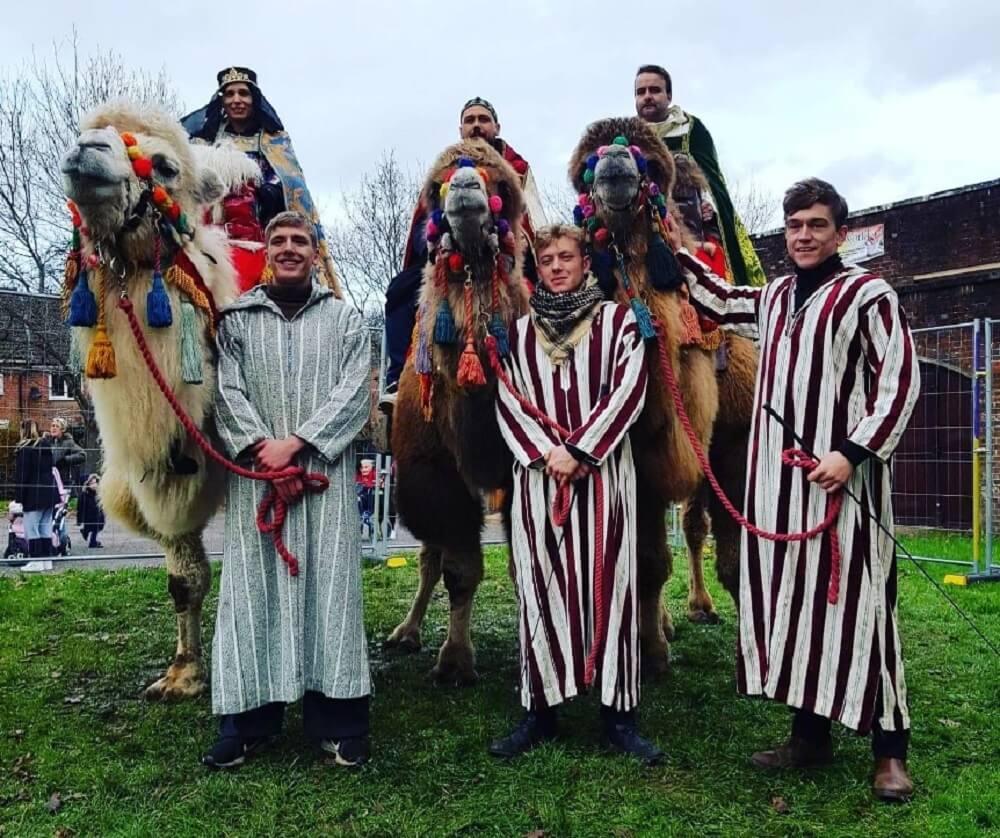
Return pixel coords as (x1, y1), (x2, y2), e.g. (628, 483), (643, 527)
(670, 178), (921, 802)
(203, 211), (372, 770)
(491, 225), (662, 766)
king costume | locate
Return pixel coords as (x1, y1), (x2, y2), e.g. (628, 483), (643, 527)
(679, 249), (921, 736)
(208, 277), (371, 764)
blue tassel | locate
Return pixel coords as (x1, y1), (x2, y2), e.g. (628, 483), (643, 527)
(646, 233), (683, 291)
(146, 269), (173, 328)
(630, 296), (656, 341)
(434, 298), (458, 345)
(488, 312), (509, 357)
(179, 301), (203, 384)
(67, 269), (98, 327)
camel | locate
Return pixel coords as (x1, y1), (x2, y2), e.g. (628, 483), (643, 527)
(385, 140), (529, 684)
(60, 101), (258, 700)
(568, 117), (757, 671)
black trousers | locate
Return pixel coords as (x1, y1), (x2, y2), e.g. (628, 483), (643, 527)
(791, 707), (909, 760)
(219, 692), (369, 742)
(383, 264), (423, 388)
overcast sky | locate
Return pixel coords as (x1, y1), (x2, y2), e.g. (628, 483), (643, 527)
(5, 1), (999, 231)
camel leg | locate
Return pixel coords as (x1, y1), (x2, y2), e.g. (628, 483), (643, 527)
(385, 545), (443, 652)
(637, 491), (672, 679)
(683, 487), (719, 624)
(431, 547), (483, 686)
(145, 531), (211, 701)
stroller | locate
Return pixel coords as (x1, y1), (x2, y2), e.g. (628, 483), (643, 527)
(51, 501), (72, 557)
(4, 501), (29, 566)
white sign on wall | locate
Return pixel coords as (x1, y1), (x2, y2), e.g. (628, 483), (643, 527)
(840, 223), (885, 264)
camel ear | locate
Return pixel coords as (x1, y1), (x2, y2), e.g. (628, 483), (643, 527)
(193, 168), (226, 207)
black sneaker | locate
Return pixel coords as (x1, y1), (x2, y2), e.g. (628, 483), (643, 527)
(320, 735), (370, 767)
(200, 735), (270, 770)
(489, 710), (558, 759)
(378, 381), (399, 414)
(601, 709), (664, 766)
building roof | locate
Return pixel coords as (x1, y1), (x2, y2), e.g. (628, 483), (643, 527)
(0, 288), (70, 369)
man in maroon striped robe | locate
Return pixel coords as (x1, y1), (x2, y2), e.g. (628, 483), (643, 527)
(674, 178), (921, 801)
(489, 225), (662, 766)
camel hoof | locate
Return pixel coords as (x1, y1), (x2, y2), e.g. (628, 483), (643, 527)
(431, 644), (479, 687)
(687, 609), (721, 625)
(144, 661), (205, 701)
(385, 625), (422, 653)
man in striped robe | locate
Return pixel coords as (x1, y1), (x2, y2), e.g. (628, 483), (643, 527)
(201, 211), (372, 770)
(673, 179), (921, 801)
(490, 225), (663, 766)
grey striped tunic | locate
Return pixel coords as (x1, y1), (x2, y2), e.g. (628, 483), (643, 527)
(212, 283), (371, 714)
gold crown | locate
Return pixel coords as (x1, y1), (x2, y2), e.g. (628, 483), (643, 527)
(219, 68), (251, 87)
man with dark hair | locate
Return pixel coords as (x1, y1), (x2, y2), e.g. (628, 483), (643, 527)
(380, 97), (545, 411)
(202, 210), (372, 770)
(634, 64), (765, 287)
(667, 178), (921, 802)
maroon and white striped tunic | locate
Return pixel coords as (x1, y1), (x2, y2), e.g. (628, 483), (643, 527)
(496, 302), (648, 711)
(682, 251), (920, 732)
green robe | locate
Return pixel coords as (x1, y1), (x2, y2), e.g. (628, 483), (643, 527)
(651, 108), (766, 287)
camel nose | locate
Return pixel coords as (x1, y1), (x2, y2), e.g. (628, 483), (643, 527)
(80, 140), (113, 152)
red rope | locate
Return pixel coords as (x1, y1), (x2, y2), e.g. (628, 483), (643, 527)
(652, 322), (843, 604)
(117, 296), (328, 576)
(486, 336), (608, 685)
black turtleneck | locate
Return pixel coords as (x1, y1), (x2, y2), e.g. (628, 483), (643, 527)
(793, 252), (843, 312)
(264, 280), (312, 320)
(791, 252), (871, 468)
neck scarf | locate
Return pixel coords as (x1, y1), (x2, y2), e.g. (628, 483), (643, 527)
(648, 105), (692, 140)
(529, 274), (605, 365)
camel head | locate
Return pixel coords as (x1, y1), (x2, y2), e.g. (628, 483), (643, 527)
(414, 140), (529, 393)
(61, 102), (228, 268)
(568, 117), (692, 300)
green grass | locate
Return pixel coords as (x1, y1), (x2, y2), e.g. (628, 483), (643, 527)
(0, 548), (998, 837)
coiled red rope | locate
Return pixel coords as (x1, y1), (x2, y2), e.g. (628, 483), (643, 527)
(118, 296), (328, 576)
(652, 323), (843, 604)
(486, 336), (607, 686)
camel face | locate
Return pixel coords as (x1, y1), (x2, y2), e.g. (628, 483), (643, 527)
(593, 145), (641, 218)
(444, 166), (491, 254)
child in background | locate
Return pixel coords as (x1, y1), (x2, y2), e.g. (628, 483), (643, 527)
(77, 474), (105, 549)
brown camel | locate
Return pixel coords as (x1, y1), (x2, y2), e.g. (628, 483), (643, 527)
(386, 140), (529, 684)
(568, 118), (758, 671)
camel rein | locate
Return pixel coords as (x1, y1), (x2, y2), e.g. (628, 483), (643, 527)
(117, 295), (328, 576)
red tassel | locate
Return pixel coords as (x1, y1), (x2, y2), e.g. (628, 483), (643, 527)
(457, 278), (486, 388)
(419, 371), (434, 421)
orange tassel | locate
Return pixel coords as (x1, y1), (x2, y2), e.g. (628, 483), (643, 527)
(457, 278), (486, 388)
(86, 325), (117, 379)
(419, 372), (434, 421)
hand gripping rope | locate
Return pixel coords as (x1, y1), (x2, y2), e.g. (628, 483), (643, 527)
(118, 296), (328, 576)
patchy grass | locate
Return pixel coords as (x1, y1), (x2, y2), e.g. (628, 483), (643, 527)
(0, 547), (998, 837)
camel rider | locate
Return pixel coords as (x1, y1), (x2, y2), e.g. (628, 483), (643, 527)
(634, 64), (767, 287)
(181, 67), (339, 292)
(490, 225), (663, 766)
(380, 97), (546, 411)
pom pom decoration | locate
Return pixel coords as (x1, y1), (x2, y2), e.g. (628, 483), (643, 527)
(648, 182), (660, 197)
(511, 158), (528, 175)
(447, 252), (464, 273)
(166, 203), (182, 222)
(573, 205), (584, 225)
(132, 157), (153, 179)
(127, 146), (142, 161)
(146, 269), (173, 327)
(439, 182), (450, 201)
(151, 186), (169, 205)
(497, 218), (510, 237)
(425, 220), (439, 240)
(431, 209), (444, 226)
(488, 194), (503, 214)
(597, 145), (610, 157)
(594, 227), (609, 248)
(120, 132), (137, 147)
(582, 168), (595, 185)
(457, 157), (475, 168)
(578, 193), (590, 207)
(635, 155), (647, 175)
(67, 269), (98, 327)
(613, 135), (629, 146)
(477, 168), (490, 183)
(586, 153), (600, 170)
(582, 203), (595, 219)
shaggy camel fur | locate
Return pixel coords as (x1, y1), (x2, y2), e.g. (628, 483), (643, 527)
(386, 140), (529, 684)
(568, 117), (757, 671)
(60, 101), (254, 699)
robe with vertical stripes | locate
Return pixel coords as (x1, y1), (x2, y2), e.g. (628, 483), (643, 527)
(681, 251), (921, 732)
(496, 302), (648, 711)
(212, 283), (371, 714)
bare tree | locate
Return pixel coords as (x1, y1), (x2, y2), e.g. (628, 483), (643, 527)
(538, 179), (577, 225)
(730, 177), (780, 235)
(0, 28), (180, 293)
(326, 150), (420, 326)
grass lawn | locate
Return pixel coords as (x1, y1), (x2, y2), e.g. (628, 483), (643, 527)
(0, 547), (998, 837)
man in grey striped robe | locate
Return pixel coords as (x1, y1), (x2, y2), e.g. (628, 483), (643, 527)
(677, 179), (920, 802)
(201, 211), (372, 770)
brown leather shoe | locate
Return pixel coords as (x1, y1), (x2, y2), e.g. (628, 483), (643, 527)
(872, 757), (914, 802)
(750, 736), (834, 770)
